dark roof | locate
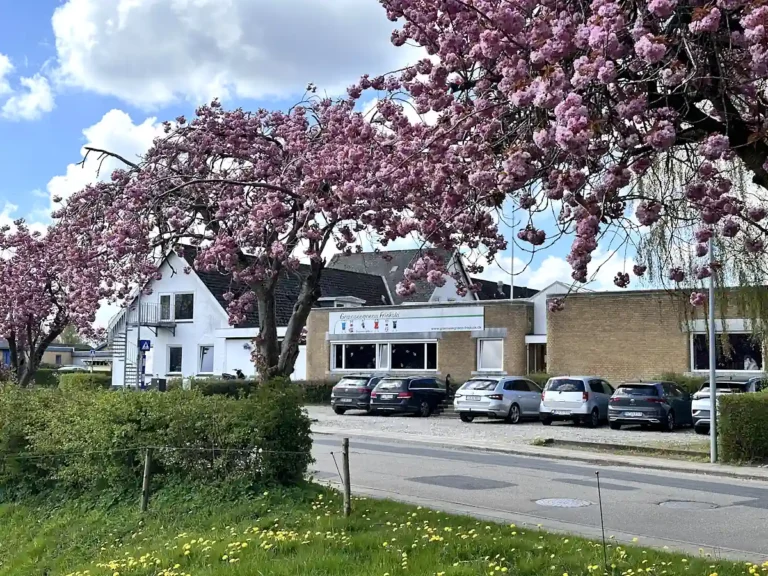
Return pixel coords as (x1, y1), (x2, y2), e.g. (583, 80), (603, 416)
(181, 249), (392, 328)
(471, 277), (539, 300)
(328, 248), (454, 304)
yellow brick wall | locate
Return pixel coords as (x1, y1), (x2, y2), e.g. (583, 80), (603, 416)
(547, 292), (689, 384)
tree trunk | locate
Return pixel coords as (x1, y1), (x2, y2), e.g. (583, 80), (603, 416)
(255, 281), (280, 379)
(277, 261), (323, 377)
(11, 324), (64, 387)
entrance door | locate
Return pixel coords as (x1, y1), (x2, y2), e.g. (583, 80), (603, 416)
(527, 344), (547, 373)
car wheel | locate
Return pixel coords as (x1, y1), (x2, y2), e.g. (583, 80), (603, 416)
(333, 407), (346, 415)
(609, 422), (621, 430)
(662, 411), (675, 432)
(587, 409), (600, 428)
(418, 401), (431, 418)
(459, 413), (474, 423)
(507, 404), (521, 424)
(541, 416), (553, 426)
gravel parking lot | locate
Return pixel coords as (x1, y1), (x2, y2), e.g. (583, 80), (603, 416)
(306, 405), (709, 451)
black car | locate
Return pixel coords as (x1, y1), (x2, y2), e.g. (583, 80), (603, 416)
(370, 376), (447, 417)
(330, 374), (385, 414)
(608, 382), (693, 431)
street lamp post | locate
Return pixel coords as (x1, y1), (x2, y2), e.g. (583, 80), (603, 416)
(708, 237), (717, 463)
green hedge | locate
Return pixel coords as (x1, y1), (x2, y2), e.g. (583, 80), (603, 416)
(654, 372), (707, 394)
(0, 380), (313, 495)
(526, 373), (551, 388)
(32, 369), (59, 388)
(719, 392), (768, 463)
(58, 373), (113, 391)
(191, 378), (334, 403)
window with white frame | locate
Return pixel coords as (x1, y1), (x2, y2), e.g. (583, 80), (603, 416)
(174, 293), (194, 321)
(160, 294), (172, 321)
(168, 346), (183, 373)
(692, 333), (764, 371)
(477, 339), (504, 371)
(331, 341), (437, 371)
(199, 346), (214, 373)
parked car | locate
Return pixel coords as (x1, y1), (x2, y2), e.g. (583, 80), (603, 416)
(692, 378), (767, 434)
(370, 376), (446, 417)
(608, 382), (692, 431)
(330, 374), (385, 414)
(454, 376), (541, 423)
(539, 376), (614, 427)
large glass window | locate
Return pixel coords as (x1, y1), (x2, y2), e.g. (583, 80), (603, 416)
(199, 346), (214, 373)
(331, 341), (437, 371)
(168, 346), (183, 373)
(477, 339), (503, 371)
(174, 293), (194, 321)
(692, 333), (763, 371)
(344, 344), (376, 370)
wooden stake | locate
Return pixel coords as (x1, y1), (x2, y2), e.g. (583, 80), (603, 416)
(342, 438), (351, 517)
(140, 448), (152, 512)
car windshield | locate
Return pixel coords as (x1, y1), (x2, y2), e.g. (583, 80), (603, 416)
(336, 377), (369, 388)
(546, 379), (585, 392)
(462, 380), (498, 391)
(377, 379), (407, 391)
(698, 383), (748, 394)
(616, 385), (659, 397)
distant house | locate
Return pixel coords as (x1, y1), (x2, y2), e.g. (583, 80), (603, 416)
(0, 341), (111, 371)
(107, 248), (393, 387)
(328, 249), (538, 303)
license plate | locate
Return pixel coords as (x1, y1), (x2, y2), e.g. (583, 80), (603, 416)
(340, 398), (353, 403)
(624, 411), (643, 418)
(553, 410), (571, 415)
(467, 396), (481, 401)
(381, 394), (395, 400)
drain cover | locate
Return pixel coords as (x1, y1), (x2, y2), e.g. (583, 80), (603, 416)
(660, 500), (718, 510)
(536, 498), (593, 508)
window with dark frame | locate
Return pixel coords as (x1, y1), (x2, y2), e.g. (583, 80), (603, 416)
(342, 344), (376, 370)
(160, 295), (172, 321)
(692, 333), (763, 371)
(331, 341), (437, 371)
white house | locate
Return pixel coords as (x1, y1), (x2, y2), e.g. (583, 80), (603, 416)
(108, 249), (393, 387)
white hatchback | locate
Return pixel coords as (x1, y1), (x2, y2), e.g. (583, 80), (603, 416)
(539, 376), (614, 428)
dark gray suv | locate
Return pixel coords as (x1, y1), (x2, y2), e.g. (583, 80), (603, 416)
(330, 374), (385, 414)
(609, 382), (693, 431)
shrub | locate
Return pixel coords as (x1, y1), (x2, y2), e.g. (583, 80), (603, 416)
(195, 378), (255, 397)
(58, 373), (113, 392)
(719, 392), (768, 463)
(655, 372), (707, 394)
(32, 368), (59, 388)
(0, 379), (313, 494)
(297, 381), (335, 404)
(526, 373), (552, 388)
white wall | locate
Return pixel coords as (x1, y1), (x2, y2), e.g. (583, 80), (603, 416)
(112, 253), (307, 384)
(429, 255), (477, 303)
(530, 282), (570, 335)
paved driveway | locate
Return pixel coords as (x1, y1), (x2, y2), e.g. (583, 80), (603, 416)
(306, 405), (708, 450)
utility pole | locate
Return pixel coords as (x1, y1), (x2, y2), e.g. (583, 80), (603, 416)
(135, 288), (142, 390)
(510, 204), (515, 301)
(708, 237), (717, 463)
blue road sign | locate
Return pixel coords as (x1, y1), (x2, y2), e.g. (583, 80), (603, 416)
(139, 340), (151, 352)
(89, 348), (96, 356)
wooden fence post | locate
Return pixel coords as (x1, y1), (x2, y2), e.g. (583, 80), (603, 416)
(140, 447), (152, 513)
(342, 438), (351, 517)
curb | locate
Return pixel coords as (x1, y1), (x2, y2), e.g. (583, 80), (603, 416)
(539, 438), (707, 458)
(311, 427), (768, 482)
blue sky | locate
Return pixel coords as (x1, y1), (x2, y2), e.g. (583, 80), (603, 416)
(0, 0), (633, 318)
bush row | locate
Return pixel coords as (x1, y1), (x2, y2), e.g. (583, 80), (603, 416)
(0, 380), (312, 496)
(719, 392), (768, 463)
(183, 378), (335, 403)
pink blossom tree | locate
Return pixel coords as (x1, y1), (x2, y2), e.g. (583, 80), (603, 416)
(57, 94), (506, 378)
(0, 222), (107, 386)
(372, 0), (768, 306)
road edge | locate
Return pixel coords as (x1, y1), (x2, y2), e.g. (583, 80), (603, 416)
(312, 426), (768, 482)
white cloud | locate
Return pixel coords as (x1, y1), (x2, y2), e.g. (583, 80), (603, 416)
(46, 109), (163, 207)
(52, 0), (420, 108)
(0, 54), (14, 96)
(1, 75), (55, 121)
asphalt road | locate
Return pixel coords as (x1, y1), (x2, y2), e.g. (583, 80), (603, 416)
(312, 433), (768, 562)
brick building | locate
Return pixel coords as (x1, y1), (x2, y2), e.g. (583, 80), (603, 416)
(305, 284), (767, 385)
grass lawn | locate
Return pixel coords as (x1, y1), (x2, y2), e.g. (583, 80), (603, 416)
(0, 483), (761, 576)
